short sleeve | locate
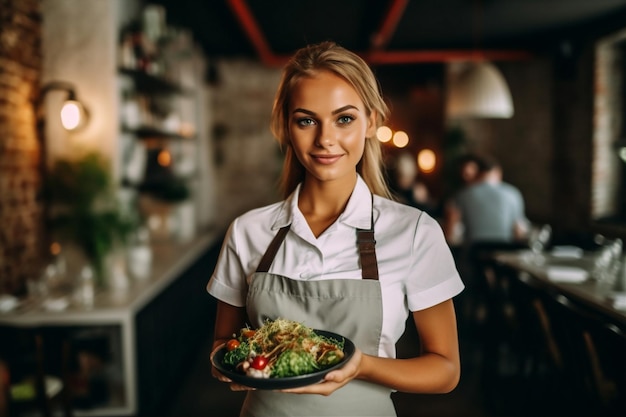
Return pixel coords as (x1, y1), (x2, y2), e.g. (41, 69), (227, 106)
(206, 219), (249, 307)
(405, 214), (464, 311)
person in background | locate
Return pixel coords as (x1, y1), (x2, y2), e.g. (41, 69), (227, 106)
(446, 155), (529, 245)
(411, 180), (435, 213)
(443, 154), (529, 332)
(457, 153), (482, 189)
(207, 41), (464, 417)
(390, 152), (418, 205)
(390, 152), (436, 214)
(442, 153), (484, 244)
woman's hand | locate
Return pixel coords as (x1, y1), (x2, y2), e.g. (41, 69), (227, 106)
(210, 301), (255, 391)
(209, 343), (228, 382)
(281, 347), (363, 395)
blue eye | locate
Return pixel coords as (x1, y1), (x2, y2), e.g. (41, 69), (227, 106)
(297, 118), (316, 127)
(337, 115), (354, 125)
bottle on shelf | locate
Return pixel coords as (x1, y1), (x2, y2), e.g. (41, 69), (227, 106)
(127, 227), (153, 280)
(77, 265), (95, 308)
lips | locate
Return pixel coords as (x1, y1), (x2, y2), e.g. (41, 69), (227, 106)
(311, 154), (343, 165)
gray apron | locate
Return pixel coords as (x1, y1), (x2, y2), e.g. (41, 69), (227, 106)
(240, 206), (397, 417)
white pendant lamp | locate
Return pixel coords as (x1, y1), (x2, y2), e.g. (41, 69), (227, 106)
(446, 61), (514, 119)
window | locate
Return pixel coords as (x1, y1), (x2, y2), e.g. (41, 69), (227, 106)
(592, 29), (626, 224)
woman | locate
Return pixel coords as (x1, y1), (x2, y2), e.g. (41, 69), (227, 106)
(208, 41), (464, 417)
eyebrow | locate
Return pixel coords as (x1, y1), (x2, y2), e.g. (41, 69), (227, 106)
(292, 105), (359, 116)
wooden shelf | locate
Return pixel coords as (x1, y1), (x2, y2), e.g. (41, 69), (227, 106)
(123, 126), (194, 140)
(119, 68), (188, 95)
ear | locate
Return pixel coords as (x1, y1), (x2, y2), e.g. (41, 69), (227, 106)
(366, 111), (378, 138)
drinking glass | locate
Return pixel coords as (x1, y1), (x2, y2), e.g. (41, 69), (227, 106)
(26, 267), (51, 302)
(591, 238), (623, 284)
(528, 224), (552, 264)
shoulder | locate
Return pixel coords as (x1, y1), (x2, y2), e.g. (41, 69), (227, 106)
(235, 200), (283, 222)
(374, 197), (453, 272)
(499, 182), (523, 197)
(374, 195), (440, 232)
(454, 183), (483, 203)
(503, 181), (521, 191)
(374, 194), (422, 217)
(228, 200), (285, 238)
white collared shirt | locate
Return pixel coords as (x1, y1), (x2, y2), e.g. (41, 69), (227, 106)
(207, 175), (464, 357)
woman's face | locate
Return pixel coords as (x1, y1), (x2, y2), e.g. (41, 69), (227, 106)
(288, 70), (376, 186)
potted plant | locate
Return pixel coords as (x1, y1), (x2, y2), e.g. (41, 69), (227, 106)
(45, 152), (137, 286)
(138, 175), (195, 242)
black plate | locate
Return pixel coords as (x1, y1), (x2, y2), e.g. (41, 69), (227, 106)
(211, 329), (355, 390)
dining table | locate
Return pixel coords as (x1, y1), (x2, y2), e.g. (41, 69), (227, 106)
(491, 247), (626, 330)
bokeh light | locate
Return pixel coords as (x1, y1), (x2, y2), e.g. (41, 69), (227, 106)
(376, 126), (393, 142)
(392, 131), (409, 148)
(417, 148), (436, 173)
(157, 149), (172, 167)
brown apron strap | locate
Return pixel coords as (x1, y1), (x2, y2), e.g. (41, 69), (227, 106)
(357, 194), (379, 280)
(357, 229), (378, 280)
(255, 194), (379, 279)
(256, 225), (291, 272)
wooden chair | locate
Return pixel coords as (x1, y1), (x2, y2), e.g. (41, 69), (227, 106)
(456, 242), (526, 337)
(540, 293), (626, 417)
(481, 266), (567, 415)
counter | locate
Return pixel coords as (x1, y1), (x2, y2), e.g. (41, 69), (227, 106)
(0, 226), (225, 416)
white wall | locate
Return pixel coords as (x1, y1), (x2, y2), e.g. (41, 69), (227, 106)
(42, 0), (133, 179)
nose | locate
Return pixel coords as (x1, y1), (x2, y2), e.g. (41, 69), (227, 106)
(315, 122), (335, 147)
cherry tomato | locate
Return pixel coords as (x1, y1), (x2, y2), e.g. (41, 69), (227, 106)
(241, 329), (256, 339)
(250, 355), (268, 370)
(226, 339), (240, 351)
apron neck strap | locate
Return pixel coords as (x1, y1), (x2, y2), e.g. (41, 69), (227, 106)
(256, 225), (291, 273)
(357, 193), (379, 280)
(255, 194), (379, 279)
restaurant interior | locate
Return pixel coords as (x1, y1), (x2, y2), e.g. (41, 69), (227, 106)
(1, 0), (626, 416)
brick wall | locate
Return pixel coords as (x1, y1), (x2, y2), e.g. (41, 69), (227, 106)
(211, 58), (283, 216)
(0, 0), (44, 294)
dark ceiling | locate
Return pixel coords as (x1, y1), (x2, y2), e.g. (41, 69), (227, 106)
(148, 0), (626, 67)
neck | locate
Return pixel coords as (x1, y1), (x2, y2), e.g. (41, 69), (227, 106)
(298, 174), (357, 237)
(300, 173), (356, 205)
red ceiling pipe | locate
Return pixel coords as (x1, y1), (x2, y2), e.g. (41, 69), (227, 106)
(364, 49), (533, 65)
(370, 0), (409, 50)
(228, 0), (532, 67)
(226, 0), (286, 67)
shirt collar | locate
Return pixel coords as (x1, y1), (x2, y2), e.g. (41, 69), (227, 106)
(271, 174), (373, 231)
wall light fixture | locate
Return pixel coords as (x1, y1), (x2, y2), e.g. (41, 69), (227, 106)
(39, 81), (89, 131)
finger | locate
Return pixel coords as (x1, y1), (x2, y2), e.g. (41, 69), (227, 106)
(211, 365), (233, 383)
(322, 370), (344, 382)
(322, 361), (356, 383)
(210, 343), (226, 361)
(230, 383), (256, 391)
(282, 380), (340, 395)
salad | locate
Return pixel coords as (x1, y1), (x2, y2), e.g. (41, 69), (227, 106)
(221, 318), (346, 379)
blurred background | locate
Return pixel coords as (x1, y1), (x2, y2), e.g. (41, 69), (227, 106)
(1, 0), (626, 416)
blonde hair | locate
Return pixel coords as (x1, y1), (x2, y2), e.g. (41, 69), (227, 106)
(270, 41), (392, 199)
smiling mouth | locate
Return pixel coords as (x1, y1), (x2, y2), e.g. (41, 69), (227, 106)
(311, 154), (343, 164)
